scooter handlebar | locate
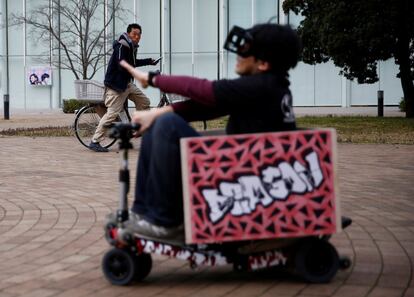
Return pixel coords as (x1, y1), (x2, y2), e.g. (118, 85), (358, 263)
(107, 122), (141, 140)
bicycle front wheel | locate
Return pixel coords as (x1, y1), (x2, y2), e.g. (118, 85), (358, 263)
(74, 105), (117, 149)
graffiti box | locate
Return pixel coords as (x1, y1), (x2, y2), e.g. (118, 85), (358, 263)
(180, 128), (340, 244)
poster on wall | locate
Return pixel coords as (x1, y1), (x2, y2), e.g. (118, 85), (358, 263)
(27, 66), (52, 86)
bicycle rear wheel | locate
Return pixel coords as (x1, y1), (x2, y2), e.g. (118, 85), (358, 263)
(74, 105), (117, 149)
(157, 92), (172, 107)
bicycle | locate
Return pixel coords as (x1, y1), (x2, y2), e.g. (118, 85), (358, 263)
(73, 80), (207, 149)
(73, 80), (131, 149)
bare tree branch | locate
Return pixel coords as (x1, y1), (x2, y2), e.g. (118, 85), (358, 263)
(9, 0), (128, 80)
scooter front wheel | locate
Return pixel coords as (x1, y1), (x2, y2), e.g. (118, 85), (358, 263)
(102, 248), (152, 285)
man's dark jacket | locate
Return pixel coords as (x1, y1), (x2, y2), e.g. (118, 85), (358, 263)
(104, 33), (152, 92)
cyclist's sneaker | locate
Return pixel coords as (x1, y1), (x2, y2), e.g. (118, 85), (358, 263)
(88, 141), (109, 152)
(124, 218), (184, 241)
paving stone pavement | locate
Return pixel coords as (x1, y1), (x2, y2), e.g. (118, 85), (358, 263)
(0, 135), (413, 297)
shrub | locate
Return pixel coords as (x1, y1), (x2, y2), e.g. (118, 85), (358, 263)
(63, 99), (88, 113)
(399, 97), (406, 112)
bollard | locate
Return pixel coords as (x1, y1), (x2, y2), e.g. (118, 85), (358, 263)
(3, 94), (10, 120)
(377, 90), (384, 117)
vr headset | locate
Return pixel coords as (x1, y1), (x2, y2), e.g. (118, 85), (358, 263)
(223, 26), (254, 58)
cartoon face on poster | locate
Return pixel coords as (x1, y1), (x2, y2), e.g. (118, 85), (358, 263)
(27, 66), (52, 86)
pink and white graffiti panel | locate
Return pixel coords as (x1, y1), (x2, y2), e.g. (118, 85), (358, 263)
(181, 129), (339, 244)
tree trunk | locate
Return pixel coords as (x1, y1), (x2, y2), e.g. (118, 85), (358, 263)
(396, 0), (414, 118)
(401, 72), (414, 118)
(397, 32), (414, 118)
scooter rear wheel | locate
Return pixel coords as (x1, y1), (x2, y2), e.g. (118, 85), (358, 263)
(293, 238), (339, 283)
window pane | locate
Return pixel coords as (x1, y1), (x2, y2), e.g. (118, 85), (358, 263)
(255, 0), (278, 24)
(288, 11), (302, 29)
(195, 0), (217, 52)
(171, 0), (192, 53)
(229, 0), (251, 28)
(289, 63), (315, 106)
(315, 61), (342, 106)
(136, 0), (161, 55)
(9, 0), (24, 56)
(194, 0), (218, 79)
(194, 53), (217, 79)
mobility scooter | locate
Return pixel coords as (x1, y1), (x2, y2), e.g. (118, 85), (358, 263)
(102, 123), (351, 285)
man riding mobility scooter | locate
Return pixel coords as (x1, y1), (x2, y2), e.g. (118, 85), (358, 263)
(102, 123), (352, 285)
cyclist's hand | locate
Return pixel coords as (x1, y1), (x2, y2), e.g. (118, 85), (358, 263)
(151, 57), (162, 65)
(120, 60), (150, 88)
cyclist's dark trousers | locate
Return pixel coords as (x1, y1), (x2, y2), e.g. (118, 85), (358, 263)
(132, 113), (199, 227)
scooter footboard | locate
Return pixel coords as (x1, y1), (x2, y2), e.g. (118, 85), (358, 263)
(136, 237), (231, 267)
(104, 225), (291, 272)
(135, 236), (289, 271)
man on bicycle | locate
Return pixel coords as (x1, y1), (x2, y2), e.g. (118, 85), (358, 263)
(119, 23), (301, 239)
(89, 23), (160, 152)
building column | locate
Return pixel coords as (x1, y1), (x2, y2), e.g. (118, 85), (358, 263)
(341, 76), (349, 107)
(279, 0), (287, 24)
(0, 8), (4, 95)
(2, 0), (11, 113)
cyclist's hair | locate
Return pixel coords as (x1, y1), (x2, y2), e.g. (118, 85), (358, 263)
(249, 24), (302, 73)
(127, 23), (142, 34)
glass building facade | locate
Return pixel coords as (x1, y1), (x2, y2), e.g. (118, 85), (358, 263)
(0, 0), (403, 110)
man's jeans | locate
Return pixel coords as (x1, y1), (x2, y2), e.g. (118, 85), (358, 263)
(132, 113), (199, 227)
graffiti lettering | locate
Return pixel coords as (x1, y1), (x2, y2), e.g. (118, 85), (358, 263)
(139, 239), (228, 266)
(202, 151), (324, 224)
(249, 250), (287, 270)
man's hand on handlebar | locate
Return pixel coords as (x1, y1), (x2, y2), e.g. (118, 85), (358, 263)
(132, 107), (174, 135)
(121, 59), (174, 134)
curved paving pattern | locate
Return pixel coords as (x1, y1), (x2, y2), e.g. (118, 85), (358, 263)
(0, 137), (413, 297)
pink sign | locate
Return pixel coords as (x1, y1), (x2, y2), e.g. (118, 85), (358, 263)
(180, 129), (340, 244)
